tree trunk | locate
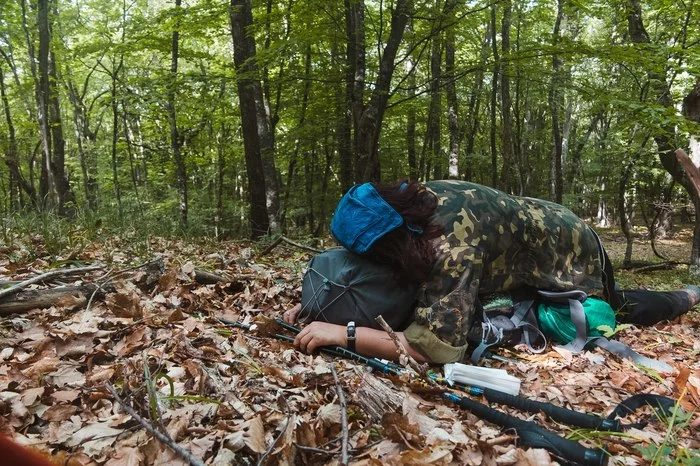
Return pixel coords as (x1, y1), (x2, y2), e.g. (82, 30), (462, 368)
(464, 21), (490, 182)
(355, 0), (413, 182)
(0, 62), (35, 207)
(627, 0), (700, 273)
(347, 0), (366, 183)
(168, 0), (187, 228)
(66, 76), (99, 211)
(406, 53), (418, 181)
(48, 48), (74, 217)
(110, 64), (123, 220)
(215, 121), (229, 240)
(36, 0), (55, 208)
(489, 1), (499, 186)
(282, 44), (312, 233)
(428, 15), (442, 181)
(499, 0), (514, 192)
(230, 0), (270, 238)
(548, 0), (564, 203)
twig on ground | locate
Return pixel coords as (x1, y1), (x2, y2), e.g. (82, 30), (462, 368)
(0, 264), (102, 300)
(259, 236), (322, 256)
(256, 393), (292, 466)
(143, 353), (167, 433)
(329, 363), (350, 466)
(374, 315), (435, 384)
(106, 383), (206, 466)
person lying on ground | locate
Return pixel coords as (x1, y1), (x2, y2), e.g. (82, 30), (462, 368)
(283, 180), (700, 364)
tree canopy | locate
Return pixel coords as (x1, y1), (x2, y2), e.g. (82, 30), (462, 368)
(0, 0), (699, 247)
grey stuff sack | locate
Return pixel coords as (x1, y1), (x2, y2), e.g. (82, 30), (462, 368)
(299, 248), (417, 330)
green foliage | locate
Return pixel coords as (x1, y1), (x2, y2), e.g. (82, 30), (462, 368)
(0, 0), (698, 243)
(635, 394), (700, 466)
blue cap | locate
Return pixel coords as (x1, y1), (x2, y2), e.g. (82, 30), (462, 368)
(330, 183), (404, 254)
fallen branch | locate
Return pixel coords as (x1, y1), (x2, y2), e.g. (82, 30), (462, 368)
(0, 265), (101, 300)
(374, 315), (434, 383)
(259, 236), (322, 256)
(256, 401), (292, 466)
(106, 383), (206, 466)
(329, 363), (350, 466)
(0, 284), (111, 316)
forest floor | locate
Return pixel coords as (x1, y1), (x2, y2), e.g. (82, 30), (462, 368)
(0, 225), (698, 466)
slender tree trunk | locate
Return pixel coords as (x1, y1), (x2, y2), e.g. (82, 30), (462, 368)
(489, 1), (499, 186)
(619, 143), (647, 265)
(334, 29), (352, 192)
(314, 131), (333, 237)
(215, 122), (228, 240)
(36, 0), (55, 208)
(513, 5), (525, 194)
(282, 44), (311, 232)
(406, 55), (418, 181)
(355, 0), (413, 182)
(168, 0), (187, 228)
(499, 0), (514, 192)
(427, 2), (443, 180)
(110, 64), (123, 219)
(347, 0), (365, 183)
(48, 49), (74, 217)
(548, 0), (564, 203)
(464, 21), (490, 182)
(230, 0), (270, 238)
(0, 62), (35, 207)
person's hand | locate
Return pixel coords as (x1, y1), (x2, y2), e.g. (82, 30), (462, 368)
(295, 321), (346, 353)
(283, 303), (301, 324)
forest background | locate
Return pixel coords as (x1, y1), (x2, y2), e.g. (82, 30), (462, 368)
(1, 0), (699, 263)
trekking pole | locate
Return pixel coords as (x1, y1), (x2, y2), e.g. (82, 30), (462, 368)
(443, 393), (608, 466)
(274, 318), (619, 431)
(429, 374), (621, 432)
(218, 317), (404, 374)
(218, 317), (610, 465)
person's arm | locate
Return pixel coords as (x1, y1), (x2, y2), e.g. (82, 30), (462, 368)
(291, 320), (432, 363)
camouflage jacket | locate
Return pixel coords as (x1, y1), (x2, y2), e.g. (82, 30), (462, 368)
(403, 180), (605, 363)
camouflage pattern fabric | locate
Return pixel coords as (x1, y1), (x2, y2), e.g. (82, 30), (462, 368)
(404, 180), (604, 362)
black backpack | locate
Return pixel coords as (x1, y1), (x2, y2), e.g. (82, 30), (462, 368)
(299, 248), (417, 330)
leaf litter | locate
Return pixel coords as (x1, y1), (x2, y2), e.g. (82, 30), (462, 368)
(0, 235), (698, 465)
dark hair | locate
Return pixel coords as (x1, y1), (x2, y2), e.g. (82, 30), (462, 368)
(368, 180), (443, 285)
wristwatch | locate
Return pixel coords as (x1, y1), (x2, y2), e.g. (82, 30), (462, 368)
(346, 321), (356, 352)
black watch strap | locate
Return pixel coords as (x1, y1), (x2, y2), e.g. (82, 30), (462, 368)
(346, 321), (356, 352)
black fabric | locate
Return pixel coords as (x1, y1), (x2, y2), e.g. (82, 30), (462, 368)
(299, 248), (417, 330)
(600, 248), (693, 325)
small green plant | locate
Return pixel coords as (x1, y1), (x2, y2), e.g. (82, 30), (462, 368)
(634, 390), (699, 466)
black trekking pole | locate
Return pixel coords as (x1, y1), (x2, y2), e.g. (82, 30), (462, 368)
(430, 374), (621, 432)
(443, 393), (608, 466)
(219, 317), (610, 465)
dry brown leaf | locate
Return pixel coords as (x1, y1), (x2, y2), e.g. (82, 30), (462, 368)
(41, 403), (80, 421)
(105, 292), (143, 319)
(103, 446), (144, 466)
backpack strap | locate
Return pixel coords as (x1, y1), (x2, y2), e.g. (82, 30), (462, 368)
(537, 290), (672, 372)
(537, 290), (589, 352)
(471, 299), (547, 363)
(590, 337), (672, 372)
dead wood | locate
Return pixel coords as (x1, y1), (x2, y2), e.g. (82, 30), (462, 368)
(355, 370), (404, 423)
(0, 265), (101, 300)
(259, 236), (322, 256)
(194, 269), (230, 284)
(329, 363), (350, 466)
(0, 283), (110, 316)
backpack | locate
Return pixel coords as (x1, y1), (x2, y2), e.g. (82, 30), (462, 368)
(470, 289), (671, 372)
(299, 248), (417, 330)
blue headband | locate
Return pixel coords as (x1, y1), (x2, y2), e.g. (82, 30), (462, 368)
(330, 183), (424, 254)
(330, 183), (403, 254)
